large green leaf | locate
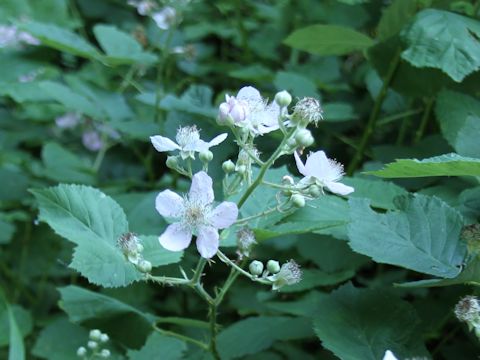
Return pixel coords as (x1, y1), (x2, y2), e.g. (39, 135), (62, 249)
(19, 21), (100, 59)
(436, 90), (480, 158)
(93, 24), (157, 65)
(217, 317), (313, 359)
(347, 194), (466, 278)
(367, 153), (480, 178)
(283, 24), (374, 55)
(313, 283), (428, 360)
(377, 0), (419, 40)
(0, 288), (25, 360)
(401, 9), (480, 82)
(127, 332), (187, 360)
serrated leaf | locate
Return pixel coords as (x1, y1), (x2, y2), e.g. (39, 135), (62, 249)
(367, 153), (480, 178)
(284, 24), (374, 56)
(401, 9), (480, 82)
(19, 21), (100, 59)
(313, 283), (428, 360)
(93, 24), (157, 65)
(127, 332), (187, 360)
(347, 194), (466, 278)
(217, 317), (313, 359)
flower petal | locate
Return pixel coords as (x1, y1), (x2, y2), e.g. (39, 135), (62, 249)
(208, 133), (228, 147)
(382, 351), (398, 360)
(159, 223), (192, 251)
(237, 86), (262, 102)
(189, 171), (214, 205)
(325, 181), (354, 196)
(150, 135), (180, 152)
(155, 190), (184, 218)
(210, 202), (238, 229)
(304, 150), (329, 179)
(196, 226), (219, 258)
(294, 151), (308, 177)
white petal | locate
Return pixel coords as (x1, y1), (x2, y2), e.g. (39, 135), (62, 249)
(196, 226), (219, 258)
(208, 133), (228, 147)
(150, 135), (180, 152)
(237, 86), (262, 102)
(382, 350), (398, 360)
(189, 171), (214, 205)
(325, 181), (354, 196)
(159, 223), (192, 251)
(304, 150), (329, 179)
(155, 190), (184, 218)
(184, 139), (208, 152)
(294, 151), (308, 177)
(210, 202), (238, 229)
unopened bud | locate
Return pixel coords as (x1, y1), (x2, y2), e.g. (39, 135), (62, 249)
(199, 150), (213, 163)
(295, 129), (314, 147)
(166, 156), (178, 169)
(77, 346), (87, 357)
(249, 260), (264, 276)
(308, 185), (322, 198)
(274, 90), (292, 107)
(282, 175), (294, 186)
(236, 164), (246, 175)
(291, 194), (305, 208)
(89, 329), (102, 341)
(138, 259), (152, 273)
(99, 333), (109, 343)
(222, 160), (235, 173)
(267, 260), (280, 274)
(87, 341), (98, 350)
(99, 349), (111, 358)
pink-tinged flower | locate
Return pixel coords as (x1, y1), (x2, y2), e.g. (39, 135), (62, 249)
(294, 150), (354, 196)
(82, 130), (103, 152)
(218, 86), (281, 135)
(156, 171), (238, 258)
(150, 125), (227, 159)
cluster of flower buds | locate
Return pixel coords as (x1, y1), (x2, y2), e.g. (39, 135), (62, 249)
(117, 232), (152, 273)
(248, 259), (302, 291)
(76, 329), (110, 358)
(455, 295), (480, 339)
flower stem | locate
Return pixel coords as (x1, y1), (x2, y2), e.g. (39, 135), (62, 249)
(153, 324), (208, 350)
(208, 303), (221, 359)
(413, 97), (434, 144)
(347, 49), (401, 175)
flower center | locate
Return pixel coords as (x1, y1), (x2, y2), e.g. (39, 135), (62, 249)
(182, 197), (211, 230)
(176, 126), (200, 148)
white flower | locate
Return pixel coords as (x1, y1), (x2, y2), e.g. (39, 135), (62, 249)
(294, 150), (354, 196)
(383, 350), (398, 360)
(218, 86), (281, 135)
(150, 125), (227, 159)
(55, 112), (81, 129)
(267, 260), (302, 290)
(128, 0), (156, 15)
(156, 171), (238, 258)
(152, 6), (177, 30)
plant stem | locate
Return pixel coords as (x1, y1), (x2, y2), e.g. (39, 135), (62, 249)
(209, 303), (221, 359)
(153, 324), (208, 350)
(347, 49), (401, 175)
(413, 97), (434, 144)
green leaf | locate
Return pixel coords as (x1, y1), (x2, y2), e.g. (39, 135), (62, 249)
(217, 317), (313, 359)
(273, 71), (319, 98)
(19, 21), (100, 59)
(279, 269), (354, 293)
(0, 218), (15, 244)
(313, 283), (427, 360)
(284, 24), (374, 56)
(93, 24), (157, 65)
(32, 317), (89, 360)
(127, 332), (187, 360)
(42, 143), (95, 185)
(401, 9), (480, 82)
(436, 90), (480, 158)
(347, 194), (466, 278)
(0, 304), (32, 347)
(377, 0), (419, 40)
(322, 102), (358, 122)
(0, 288), (25, 360)
(39, 81), (103, 119)
(0, 167), (29, 202)
(367, 153), (480, 178)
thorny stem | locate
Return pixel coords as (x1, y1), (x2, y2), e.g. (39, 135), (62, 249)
(347, 49), (401, 175)
(209, 303), (220, 359)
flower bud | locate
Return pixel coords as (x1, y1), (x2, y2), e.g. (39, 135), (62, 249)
(137, 259), (152, 273)
(87, 340), (98, 350)
(89, 329), (102, 341)
(166, 156), (178, 169)
(266, 260), (280, 274)
(222, 160), (235, 173)
(77, 346), (87, 357)
(236, 164), (247, 175)
(99, 333), (109, 343)
(199, 150), (213, 163)
(295, 129), (314, 148)
(308, 185), (322, 198)
(99, 349), (111, 358)
(274, 90), (292, 107)
(291, 194), (305, 208)
(282, 175), (294, 186)
(249, 260), (264, 276)
(218, 96), (248, 124)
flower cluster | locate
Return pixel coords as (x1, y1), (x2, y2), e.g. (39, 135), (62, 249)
(117, 232), (152, 273)
(248, 258), (302, 290)
(155, 171), (238, 258)
(76, 329), (110, 359)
